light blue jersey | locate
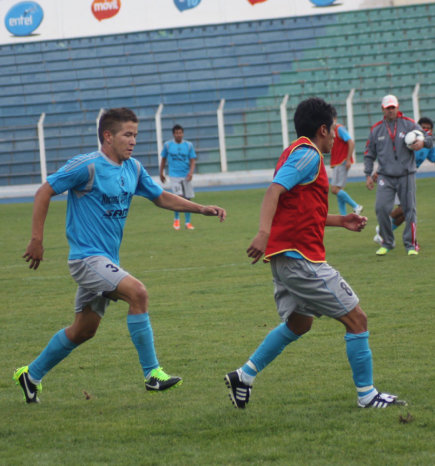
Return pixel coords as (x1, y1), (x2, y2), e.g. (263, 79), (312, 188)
(47, 151), (163, 265)
(272, 146), (321, 259)
(415, 146), (435, 168)
(337, 125), (351, 142)
(273, 146), (321, 190)
(161, 140), (196, 177)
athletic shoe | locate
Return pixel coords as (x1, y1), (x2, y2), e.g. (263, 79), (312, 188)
(373, 225), (383, 245)
(145, 367), (182, 392)
(224, 369), (252, 409)
(358, 392), (407, 408)
(353, 205), (364, 215)
(13, 366), (42, 403)
(185, 223), (195, 230)
(376, 247), (390, 256)
(173, 219), (180, 230)
(408, 249), (419, 256)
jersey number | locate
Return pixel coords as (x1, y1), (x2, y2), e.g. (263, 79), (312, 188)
(106, 264), (119, 273)
(340, 281), (353, 296)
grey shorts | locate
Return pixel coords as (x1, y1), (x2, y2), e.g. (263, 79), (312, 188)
(170, 177), (194, 199)
(331, 161), (349, 188)
(68, 256), (129, 317)
(270, 255), (359, 321)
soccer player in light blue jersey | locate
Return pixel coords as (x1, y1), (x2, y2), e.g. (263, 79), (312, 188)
(14, 108), (226, 403)
(415, 117), (435, 167)
(160, 124), (197, 230)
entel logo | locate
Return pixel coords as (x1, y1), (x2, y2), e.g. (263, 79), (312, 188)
(92, 0), (121, 22)
(4, 1), (43, 37)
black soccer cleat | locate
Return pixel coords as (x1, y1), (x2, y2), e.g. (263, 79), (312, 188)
(13, 366), (42, 403)
(145, 367), (182, 392)
(358, 392), (407, 408)
(225, 370), (252, 409)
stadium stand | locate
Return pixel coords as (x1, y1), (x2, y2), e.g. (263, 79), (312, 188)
(0, 3), (434, 186)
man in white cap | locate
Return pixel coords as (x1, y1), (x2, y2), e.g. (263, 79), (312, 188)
(364, 95), (432, 256)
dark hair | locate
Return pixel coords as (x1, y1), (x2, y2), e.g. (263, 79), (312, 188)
(98, 108), (138, 144)
(293, 97), (336, 138)
(172, 124), (184, 133)
(418, 116), (433, 129)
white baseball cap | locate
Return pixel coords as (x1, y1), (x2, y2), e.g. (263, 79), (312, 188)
(381, 95), (399, 108)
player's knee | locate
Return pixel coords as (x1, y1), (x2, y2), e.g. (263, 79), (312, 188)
(296, 320), (313, 335)
(355, 309), (367, 330)
(330, 186), (340, 195)
(131, 282), (148, 307)
(349, 307), (368, 333)
(67, 325), (98, 344)
(80, 327), (98, 342)
(287, 314), (313, 335)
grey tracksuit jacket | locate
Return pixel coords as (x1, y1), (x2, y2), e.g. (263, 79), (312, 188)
(363, 113), (432, 251)
(364, 113), (433, 176)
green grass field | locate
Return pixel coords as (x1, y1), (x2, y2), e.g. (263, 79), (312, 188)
(1, 179), (434, 465)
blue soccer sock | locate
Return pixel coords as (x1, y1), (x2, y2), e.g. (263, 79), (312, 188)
(174, 211), (180, 220)
(391, 217), (399, 231)
(345, 331), (376, 399)
(337, 189), (357, 215)
(28, 329), (78, 383)
(184, 212), (191, 224)
(241, 323), (300, 385)
(127, 313), (159, 379)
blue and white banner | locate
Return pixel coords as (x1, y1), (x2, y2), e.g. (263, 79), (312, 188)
(0, 0), (427, 45)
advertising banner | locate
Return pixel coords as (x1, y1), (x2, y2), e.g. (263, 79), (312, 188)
(0, 0), (428, 45)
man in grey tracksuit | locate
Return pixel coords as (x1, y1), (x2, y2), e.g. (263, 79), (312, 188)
(364, 95), (432, 256)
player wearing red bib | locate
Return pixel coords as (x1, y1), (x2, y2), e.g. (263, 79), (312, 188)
(225, 97), (406, 410)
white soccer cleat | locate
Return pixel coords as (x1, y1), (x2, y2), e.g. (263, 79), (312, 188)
(353, 205), (364, 215)
(373, 225), (383, 245)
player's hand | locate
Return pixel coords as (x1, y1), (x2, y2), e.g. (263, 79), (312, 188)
(342, 213), (367, 232)
(410, 140), (424, 151)
(160, 174), (166, 183)
(186, 173), (193, 182)
(22, 239), (44, 270)
(345, 160), (352, 170)
(201, 205), (226, 222)
(247, 232), (269, 264)
(366, 175), (375, 190)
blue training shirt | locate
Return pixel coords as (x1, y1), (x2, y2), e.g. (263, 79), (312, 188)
(161, 140), (196, 177)
(47, 151), (163, 265)
(272, 146), (321, 259)
(415, 146), (435, 168)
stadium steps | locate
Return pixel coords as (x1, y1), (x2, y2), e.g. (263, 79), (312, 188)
(1, 3), (435, 185)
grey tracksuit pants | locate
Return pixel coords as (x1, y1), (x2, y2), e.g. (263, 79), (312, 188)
(375, 173), (417, 251)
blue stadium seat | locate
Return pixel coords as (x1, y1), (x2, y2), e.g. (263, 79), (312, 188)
(1, 3), (435, 185)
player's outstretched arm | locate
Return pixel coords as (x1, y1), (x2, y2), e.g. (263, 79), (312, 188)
(23, 182), (56, 270)
(326, 213), (367, 232)
(153, 190), (226, 222)
(247, 183), (285, 264)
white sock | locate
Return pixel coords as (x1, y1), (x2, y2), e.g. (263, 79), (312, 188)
(239, 368), (255, 386)
(358, 389), (378, 406)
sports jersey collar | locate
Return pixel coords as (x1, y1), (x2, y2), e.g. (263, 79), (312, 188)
(99, 150), (124, 167)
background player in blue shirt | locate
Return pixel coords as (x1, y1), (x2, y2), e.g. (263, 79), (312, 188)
(14, 108), (226, 403)
(160, 124), (197, 230)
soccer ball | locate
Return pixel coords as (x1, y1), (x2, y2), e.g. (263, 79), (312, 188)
(404, 130), (424, 149)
